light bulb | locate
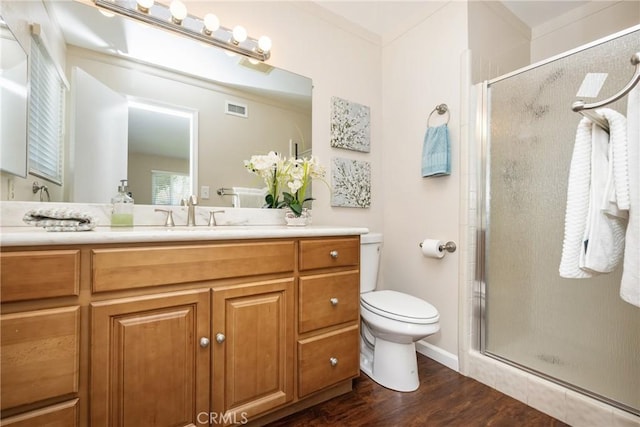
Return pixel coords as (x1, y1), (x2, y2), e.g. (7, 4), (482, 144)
(258, 36), (272, 53)
(232, 25), (247, 44)
(136, 0), (154, 13)
(203, 13), (220, 35)
(170, 0), (187, 24)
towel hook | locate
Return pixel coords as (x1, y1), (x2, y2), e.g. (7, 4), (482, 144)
(427, 103), (450, 127)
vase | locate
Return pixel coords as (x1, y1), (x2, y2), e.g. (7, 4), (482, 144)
(284, 208), (311, 226)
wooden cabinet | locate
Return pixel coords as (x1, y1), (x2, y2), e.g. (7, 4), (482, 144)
(1, 234), (361, 426)
(297, 238), (361, 398)
(0, 250), (80, 425)
(90, 289), (210, 427)
(0, 399), (79, 427)
(0, 250), (79, 302)
(212, 278), (294, 423)
(1, 307), (80, 410)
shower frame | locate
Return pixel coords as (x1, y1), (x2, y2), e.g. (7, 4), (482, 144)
(476, 24), (640, 416)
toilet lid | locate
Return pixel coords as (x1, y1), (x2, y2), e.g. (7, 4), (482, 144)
(361, 290), (439, 324)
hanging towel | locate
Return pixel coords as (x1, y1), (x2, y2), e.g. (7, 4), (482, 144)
(621, 86), (640, 307)
(421, 124), (451, 177)
(230, 187), (267, 208)
(23, 208), (97, 231)
(560, 109), (629, 278)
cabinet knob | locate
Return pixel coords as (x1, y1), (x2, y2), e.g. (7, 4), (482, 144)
(215, 333), (226, 344)
(330, 250), (339, 259)
(199, 337), (210, 348)
(329, 357), (338, 367)
(330, 297), (339, 306)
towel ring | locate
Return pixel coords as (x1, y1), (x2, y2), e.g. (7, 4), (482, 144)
(427, 104), (449, 127)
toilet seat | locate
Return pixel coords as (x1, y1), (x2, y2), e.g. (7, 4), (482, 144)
(360, 290), (439, 324)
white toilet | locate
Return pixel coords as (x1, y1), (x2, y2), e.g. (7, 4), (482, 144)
(359, 232), (440, 392)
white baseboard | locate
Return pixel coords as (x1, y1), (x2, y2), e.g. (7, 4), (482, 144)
(416, 340), (459, 372)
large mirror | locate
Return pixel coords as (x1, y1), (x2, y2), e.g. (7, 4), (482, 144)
(2, 0), (312, 206)
(0, 17), (28, 178)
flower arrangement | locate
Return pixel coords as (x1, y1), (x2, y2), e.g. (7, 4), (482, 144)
(244, 152), (326, 217)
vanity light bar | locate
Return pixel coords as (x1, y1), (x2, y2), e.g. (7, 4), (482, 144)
(94, 0), (271, 62)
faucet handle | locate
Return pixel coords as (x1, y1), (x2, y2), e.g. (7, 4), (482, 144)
(208, 210), (225, 227)
(189, 195), (198, 206)
(154, 209), (175, 227)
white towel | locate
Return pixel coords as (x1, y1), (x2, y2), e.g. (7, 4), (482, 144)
(621, 86), (640, 307)
(231, 187), (267, 208)
(560, 109), (629, 278)
(23, 208), (97, 231)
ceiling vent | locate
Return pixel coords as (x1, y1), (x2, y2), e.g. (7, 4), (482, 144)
(225, 101), (248, 118)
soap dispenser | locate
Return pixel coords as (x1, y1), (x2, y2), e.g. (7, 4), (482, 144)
(111, 179), (134, 227)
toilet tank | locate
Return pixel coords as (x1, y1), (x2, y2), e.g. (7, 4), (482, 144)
(360, 233), (383, 293)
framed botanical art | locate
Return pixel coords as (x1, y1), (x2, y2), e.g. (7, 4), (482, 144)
(331, 157), (371, 208)
(330, 96), (370, 152)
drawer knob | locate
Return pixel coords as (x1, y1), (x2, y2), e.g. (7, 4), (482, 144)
(200, 337), (210, 348)
(330, 250), (339, 259)
(215, 333), (226, 344)
(329, 357), (338, 367)
(330, 297), (339, 306)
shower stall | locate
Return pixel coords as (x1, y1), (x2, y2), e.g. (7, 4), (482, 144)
(479, 26), (639, 415)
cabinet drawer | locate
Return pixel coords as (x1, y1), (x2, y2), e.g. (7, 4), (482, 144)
(92, 241), (295, 292)
(0, 398), (78, 426)
(0, 250), (80, 302)
(299, 237), (359, 271)
(1, 307), (80, 410)
(298, 325), (360, 397)
(299, 271), (360, 333)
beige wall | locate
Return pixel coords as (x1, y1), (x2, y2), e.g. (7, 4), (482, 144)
(381, 1), (468, 359)
(531, 1), (640, 63)
(468, 1), (531, 83)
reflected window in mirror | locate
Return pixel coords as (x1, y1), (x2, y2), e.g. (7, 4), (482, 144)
(151, 170), (190, 205)
(29, 30), (66, 184)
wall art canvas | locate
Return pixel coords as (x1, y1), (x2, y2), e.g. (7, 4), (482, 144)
(330, 96), (370, 152)
(331, 157), (371, 208)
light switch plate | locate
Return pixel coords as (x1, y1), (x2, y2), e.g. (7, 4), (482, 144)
(201, 185), (210, 199)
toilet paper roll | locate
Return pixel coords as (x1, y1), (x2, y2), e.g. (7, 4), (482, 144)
(420, 239), (445, 259)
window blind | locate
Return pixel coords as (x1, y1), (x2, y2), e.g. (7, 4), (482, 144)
(151, 170), (190, 205)
(28, 33), (64, 184)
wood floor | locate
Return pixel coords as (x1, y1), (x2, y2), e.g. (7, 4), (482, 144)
(267, 354), (569, 427)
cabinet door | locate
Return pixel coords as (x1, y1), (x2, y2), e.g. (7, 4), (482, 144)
(0, 399), (78, 427)
(91, 289), (210, 427)
(1, 306), (79, 410)
(212, 278), (294, 424)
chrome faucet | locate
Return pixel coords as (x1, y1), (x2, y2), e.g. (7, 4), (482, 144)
(181, 195), (198, 226)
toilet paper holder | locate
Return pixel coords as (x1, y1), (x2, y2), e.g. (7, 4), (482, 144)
(419, 240), (457, 253)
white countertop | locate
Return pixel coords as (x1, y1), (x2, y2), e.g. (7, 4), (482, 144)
(0, 225), (370, 246)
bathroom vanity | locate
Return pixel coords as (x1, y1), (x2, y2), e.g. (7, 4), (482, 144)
(0, 226), (366, 426)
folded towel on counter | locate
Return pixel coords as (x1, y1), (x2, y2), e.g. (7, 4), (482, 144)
(23, 208), (97, 231)
(421, 124), (451, 177)
(621, 86), (640, 307)
(231, 187), (267, 208)
(560, 109), (628, 279)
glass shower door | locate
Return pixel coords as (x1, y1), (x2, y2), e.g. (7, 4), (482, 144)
(482, 28), (639, 413)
